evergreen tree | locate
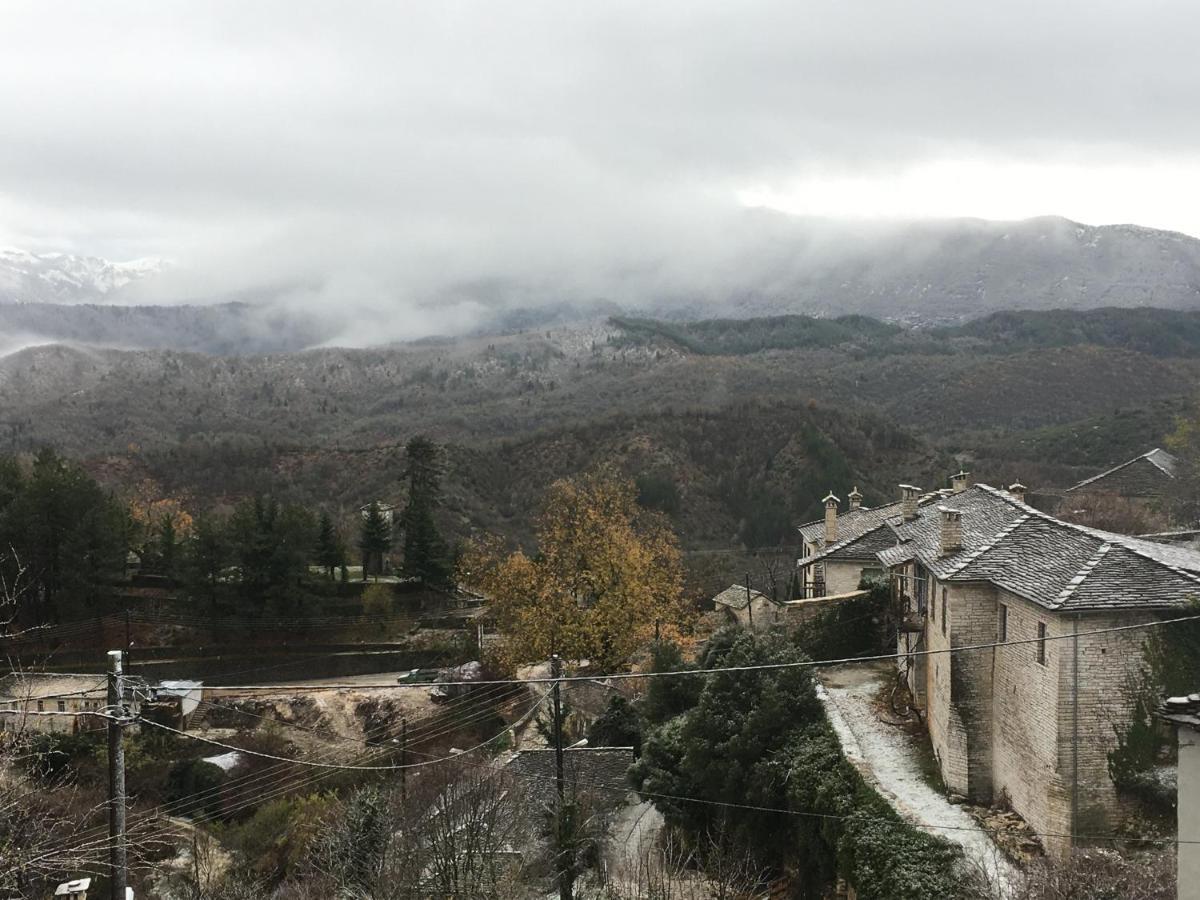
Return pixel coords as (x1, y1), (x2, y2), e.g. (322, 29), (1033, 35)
(314, 510), (343, 580)
(186, 514), (229, 616)
(400, 436), (451, 585)
(158, 513), (179, 580)
(358, 501), (392, 580)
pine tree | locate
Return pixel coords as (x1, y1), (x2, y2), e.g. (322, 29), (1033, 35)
(158, 513), (178, 580)
(401, 436), (451, 585)
(315, 510), (343, 580)
(358, 501), (392, 580)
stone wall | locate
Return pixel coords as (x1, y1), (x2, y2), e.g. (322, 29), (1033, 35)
(1179, 724), (1200, 900)
(825, 560), (867, 596)
(990, 590), (1069, 853)
(914, 580), (1156, 858)
(1051, 606), (1153, 853)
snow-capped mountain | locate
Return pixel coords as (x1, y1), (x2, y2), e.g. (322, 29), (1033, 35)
(0, 247), (165, 304)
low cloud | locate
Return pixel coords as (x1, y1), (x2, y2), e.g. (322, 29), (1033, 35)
(3, 2), (1200, 343)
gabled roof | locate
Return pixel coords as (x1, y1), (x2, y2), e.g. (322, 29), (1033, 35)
(711, 584), (771, 610)
(865, 483), (1200, 612)
(1065, 448), (1178, 493)
(504, 747), (634, 808)
(798, 500), (906, 546)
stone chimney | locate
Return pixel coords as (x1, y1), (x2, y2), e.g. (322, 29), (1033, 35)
(848, 486), (863, 511)
(823, 492), (840, 543)
(1009, 482), (1027, 503)
(951, 470), (971, 493)
(899, 484), (921, 521)
(939, 506), (963, 555)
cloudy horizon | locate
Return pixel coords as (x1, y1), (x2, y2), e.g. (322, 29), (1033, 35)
(3, 1), (1200, 336)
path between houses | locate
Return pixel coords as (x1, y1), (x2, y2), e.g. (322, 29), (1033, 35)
(818, 662), (1018, 896)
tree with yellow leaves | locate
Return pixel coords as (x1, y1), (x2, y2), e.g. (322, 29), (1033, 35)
(463, 468), (686, 671)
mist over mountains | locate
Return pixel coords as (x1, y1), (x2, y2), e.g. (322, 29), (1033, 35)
(3, 214), (1200, 355)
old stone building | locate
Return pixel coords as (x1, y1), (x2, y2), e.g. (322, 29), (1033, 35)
(797, 473), (973, 597)
(1065, 447), (1178, 502)
(0, 673), (113, 734)
(799, 477), (1200, 856)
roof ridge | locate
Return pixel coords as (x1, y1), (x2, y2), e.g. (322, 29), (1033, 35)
(1066, 448), (1174, 492)
(977, 482), (1200, 588)
(801, 519), (894, 565)
(1144, 448), (1178, 478)
(1049, 541), (1112, 610)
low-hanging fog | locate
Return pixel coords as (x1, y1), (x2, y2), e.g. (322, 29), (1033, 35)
(3, 1), (1200, 344)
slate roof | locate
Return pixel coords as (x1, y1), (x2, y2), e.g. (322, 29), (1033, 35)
(1065, 447), (1178, 493)
(803, 483), (1200, 613)
(798, 500), (906, 549)
(711, 584), (770, 610)
(504, 747), (634, 809)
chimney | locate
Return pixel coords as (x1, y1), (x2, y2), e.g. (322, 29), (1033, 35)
(899, 484), (922, 521)
(848, 486), (863, 510)
(823, 492), (840, 544)
(1009, 482), (1027, 503)
(939, 506), (963, 555)
(951, 470), (971, 493)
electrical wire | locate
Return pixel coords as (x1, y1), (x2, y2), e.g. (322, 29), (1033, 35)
(197, 611), (1200, 691)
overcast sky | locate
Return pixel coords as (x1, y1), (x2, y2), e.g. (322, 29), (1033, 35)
(2, 1), (1199, 327)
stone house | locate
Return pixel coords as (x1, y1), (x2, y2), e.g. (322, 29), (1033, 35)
(1066, 447), (1177, 501)
(1062, 447), (1179, 526)
(0, 673), (113, 734)
(712, 583), (782, 630)
(799, 477), (1200, 856)
(797, 474), (972, 597)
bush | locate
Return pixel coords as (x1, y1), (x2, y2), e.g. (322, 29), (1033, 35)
(794, 576), (891, 660)
(586, 695), (644, 755)
(166, 758), (228, 819)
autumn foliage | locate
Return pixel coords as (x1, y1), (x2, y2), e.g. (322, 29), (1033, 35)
(464, 468), (686, 671)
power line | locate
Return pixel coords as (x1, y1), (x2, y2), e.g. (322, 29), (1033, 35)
(204, 611), (1200, 691)
(136, 690), (550, 772)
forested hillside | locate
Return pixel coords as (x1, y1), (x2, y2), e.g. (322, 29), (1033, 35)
(1, 307), (1195, 551)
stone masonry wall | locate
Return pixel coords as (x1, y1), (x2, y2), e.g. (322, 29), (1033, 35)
(990, 594), (1153, 857)
(924, 574), (970, 796)
(1052, 607), (1154, 853)
(946, 581), (998, 803)
(991, 590), (1068, 854)
(825, 560), (867, 596)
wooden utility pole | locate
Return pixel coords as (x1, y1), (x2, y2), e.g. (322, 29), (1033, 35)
(399, 716), (408, 804)
(106, 649), (128, 900)
(551, 653), (572, 900)
(745, 572), (754, 628)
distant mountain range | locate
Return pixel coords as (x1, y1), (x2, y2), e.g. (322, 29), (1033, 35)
(0, 247), (164, 304)
(3, 215), (1200, 354)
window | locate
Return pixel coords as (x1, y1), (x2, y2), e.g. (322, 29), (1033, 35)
(1037, 622), (1047, 665)
(57, 700), (66, 713)
(941, 589), (947, 636)
(36, 700), (43, 712)
(999, 604), (1008, 642)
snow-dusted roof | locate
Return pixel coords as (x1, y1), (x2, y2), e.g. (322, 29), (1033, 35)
(711, 583), (770, 610)
(805, 483), (1200, 612)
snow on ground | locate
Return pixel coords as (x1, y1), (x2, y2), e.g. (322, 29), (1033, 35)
(818, 662), (1017, 895)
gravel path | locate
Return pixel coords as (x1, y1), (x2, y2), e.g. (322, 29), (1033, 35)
(818, 662), (1017, 896)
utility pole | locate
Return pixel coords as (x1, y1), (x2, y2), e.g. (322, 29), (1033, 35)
(745, 572), (754, 628)
(106, 649), (127, 900)
(551, 654), (572, 900)
(124, 609), (132, 674)
(399, 716), (408, 804)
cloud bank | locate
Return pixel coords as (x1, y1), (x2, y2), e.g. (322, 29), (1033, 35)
(2, 1), (1200, 340)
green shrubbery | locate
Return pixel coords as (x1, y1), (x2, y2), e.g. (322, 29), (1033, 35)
(632, 627), (969, 898)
